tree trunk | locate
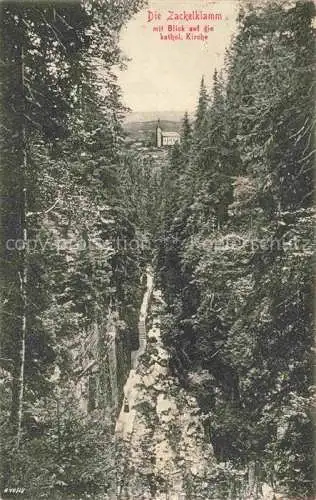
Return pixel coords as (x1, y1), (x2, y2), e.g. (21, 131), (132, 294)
(15, 30), (27, 448)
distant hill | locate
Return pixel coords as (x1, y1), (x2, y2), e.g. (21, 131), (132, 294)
(124, 119), (182, 144)
(124, 110), (192, 124)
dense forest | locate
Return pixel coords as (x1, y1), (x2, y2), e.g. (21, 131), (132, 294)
(158, 1), (315, 497)
(0, 0), (314, 499)
(0, 1), (149, 497)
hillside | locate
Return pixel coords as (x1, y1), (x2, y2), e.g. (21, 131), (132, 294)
(124, 110), (191, 123)
(124, 119), (182, 144)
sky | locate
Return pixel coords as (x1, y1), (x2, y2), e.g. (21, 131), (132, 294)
(117, 0), (239, 114)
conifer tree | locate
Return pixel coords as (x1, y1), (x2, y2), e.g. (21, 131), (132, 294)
(158, 2), (315, 496)
(195, 75), (209, 134)
(1, 1), (147, 494)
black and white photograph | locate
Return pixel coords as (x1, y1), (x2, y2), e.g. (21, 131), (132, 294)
(0, 0), (315, 498)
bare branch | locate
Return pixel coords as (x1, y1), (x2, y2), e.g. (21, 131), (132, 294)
(26, 198), (60, 217)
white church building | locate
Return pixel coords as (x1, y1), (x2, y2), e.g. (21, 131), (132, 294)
(156, 119), (180, 147)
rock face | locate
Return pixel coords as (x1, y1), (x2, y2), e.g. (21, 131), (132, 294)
(115, 281), (214, 498)
(73, 313), (123, 415)
(72, 270), (150, 424)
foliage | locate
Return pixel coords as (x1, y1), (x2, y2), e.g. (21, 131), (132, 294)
(157, 1), (315, 497)
(0, 0), (149, 496)
(1, 388), (116, 499)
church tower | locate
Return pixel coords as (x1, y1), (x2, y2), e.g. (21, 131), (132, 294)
(156, 119), (162, 147)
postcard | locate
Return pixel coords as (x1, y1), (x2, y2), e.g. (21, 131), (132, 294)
(0, 1), (314, 498)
